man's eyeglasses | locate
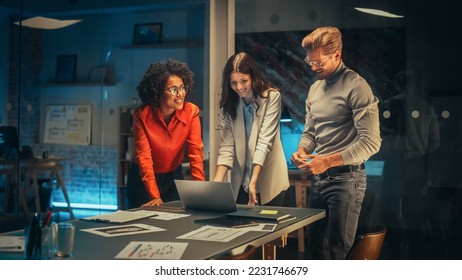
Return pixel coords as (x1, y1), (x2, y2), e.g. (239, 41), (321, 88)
(304, 54), (332, 68)
(165, 85), (188, 96)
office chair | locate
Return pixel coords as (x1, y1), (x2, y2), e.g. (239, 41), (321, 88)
(346, 225), (387, 260)
(215, 245), (256, 260)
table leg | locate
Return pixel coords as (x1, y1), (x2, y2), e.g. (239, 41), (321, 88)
(30, 170), (42, 213)
(261, 234), (287, 260)
(295, 182), (308, 252)
(55, 167), (75, 220)
(18, 184), (32, 224)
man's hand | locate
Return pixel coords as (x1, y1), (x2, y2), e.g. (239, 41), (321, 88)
(291, 148), (309, 167)
(296, 154), (327, 175)
(297, 153), (344, 175)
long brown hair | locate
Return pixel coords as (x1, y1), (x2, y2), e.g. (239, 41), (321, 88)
(219, 52), (275, 120)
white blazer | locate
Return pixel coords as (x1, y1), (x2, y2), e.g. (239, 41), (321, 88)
(217, 89), (290, 204)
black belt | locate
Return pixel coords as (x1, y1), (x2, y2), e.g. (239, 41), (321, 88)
(317, 163), (365, 180)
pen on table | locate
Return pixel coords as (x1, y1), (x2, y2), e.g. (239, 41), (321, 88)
(155, 206), (186, 212)
(92, 218), (112, 223)
(128, 243), (142, 257)
(0, 246), (22, 249)
(233, 223), (260, 229)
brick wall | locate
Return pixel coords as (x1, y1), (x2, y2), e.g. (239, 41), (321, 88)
(8, 20), (118, 208)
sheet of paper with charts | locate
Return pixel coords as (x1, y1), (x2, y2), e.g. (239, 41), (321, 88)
(115, 241), (188, 260)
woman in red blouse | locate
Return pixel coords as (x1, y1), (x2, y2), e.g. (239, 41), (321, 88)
(127, 59), (205, 208)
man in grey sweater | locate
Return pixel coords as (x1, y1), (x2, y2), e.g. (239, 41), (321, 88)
(291, 26), (382, 259)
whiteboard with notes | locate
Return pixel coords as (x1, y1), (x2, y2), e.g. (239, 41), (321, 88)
(43, 104), (91, 145)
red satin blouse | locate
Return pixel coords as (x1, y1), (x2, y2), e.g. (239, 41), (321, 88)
(133, 102), (205, 199)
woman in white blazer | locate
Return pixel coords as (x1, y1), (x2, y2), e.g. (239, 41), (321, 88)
(213, 52), (290, 206)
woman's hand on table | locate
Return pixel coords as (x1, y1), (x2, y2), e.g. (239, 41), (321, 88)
(142, 197), (164, 207)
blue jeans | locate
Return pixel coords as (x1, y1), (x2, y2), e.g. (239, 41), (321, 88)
(307, 169), (366, 259)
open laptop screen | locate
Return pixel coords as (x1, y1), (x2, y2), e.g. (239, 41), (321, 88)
(174, 180), (238, 213)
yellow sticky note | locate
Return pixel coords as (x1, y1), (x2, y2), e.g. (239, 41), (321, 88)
(260, 210), (278, 215)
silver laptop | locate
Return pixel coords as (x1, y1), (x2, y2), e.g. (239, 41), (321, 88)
(174, 180), (238, 213)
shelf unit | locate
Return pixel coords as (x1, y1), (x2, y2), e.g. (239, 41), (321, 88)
(117, 106), (136, 210)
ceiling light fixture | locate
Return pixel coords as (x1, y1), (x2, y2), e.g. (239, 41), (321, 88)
(354, 7), (404, 18)
(14, 16), (82, 30)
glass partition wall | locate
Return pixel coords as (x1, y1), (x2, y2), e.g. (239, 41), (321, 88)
(235, 0), (461, 260)
(1, 0), (461, 260)
(0, 0), (206, 230)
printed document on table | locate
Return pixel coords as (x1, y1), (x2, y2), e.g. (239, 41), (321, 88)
(0, 236), (24, 252)
(81, 223), (165, 237)
(176, 226), (248, 242)
(115, 241), (188, 260)
(149, 211), (190, 220)
(81, 210), (158, 223)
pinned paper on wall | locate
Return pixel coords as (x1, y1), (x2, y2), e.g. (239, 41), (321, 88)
(43, 104), (91, 145)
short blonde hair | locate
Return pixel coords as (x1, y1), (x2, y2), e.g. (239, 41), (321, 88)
(301, 26), (342, 55)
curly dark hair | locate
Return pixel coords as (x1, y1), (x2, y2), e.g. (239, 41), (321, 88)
(219, 52), (274, 120)
(136, 59), (194, 107)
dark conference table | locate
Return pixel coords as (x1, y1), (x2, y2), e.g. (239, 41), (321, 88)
(0, 202), (325, 260)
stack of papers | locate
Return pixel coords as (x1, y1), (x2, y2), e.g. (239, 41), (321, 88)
(226, 209), (292, 222)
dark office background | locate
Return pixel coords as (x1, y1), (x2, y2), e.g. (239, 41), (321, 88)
(1, 0), (461, 259)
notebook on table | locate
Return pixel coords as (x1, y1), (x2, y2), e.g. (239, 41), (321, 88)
(174, 180), (238, 213)
(226, 208), (292, 223)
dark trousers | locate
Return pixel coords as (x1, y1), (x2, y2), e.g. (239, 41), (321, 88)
(126, 162), (183, 209)
(307, 169), (366, 260)
(236, 186), (286, 206)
